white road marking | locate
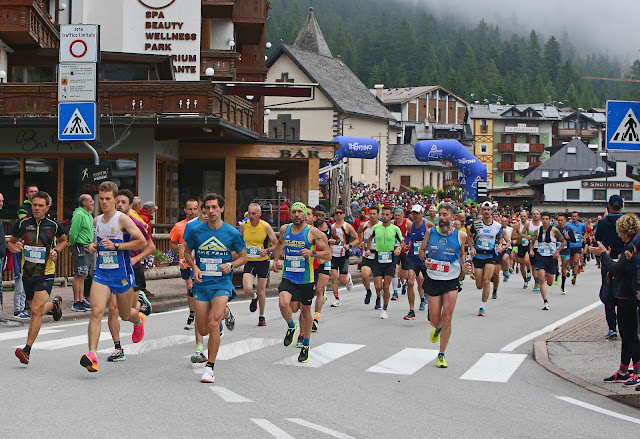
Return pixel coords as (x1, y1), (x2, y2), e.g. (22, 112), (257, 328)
(217, 337), (281, 360)
(0, 329), (64, 342)
(209, 386), (253, 403)
(366, 348), (439, 375)
(274, 342), (365, 368)
(98, 334), (190, 355)
(19, 332), (126, 350)
(556, 396), (640, 425)
(251, 419), (295, 439)
(459, 353), (527, 382)
(500, 301), (601, 352)
(285, 418), (354, 438)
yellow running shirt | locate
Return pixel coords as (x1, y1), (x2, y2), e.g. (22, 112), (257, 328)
(244, 220), (269, 261)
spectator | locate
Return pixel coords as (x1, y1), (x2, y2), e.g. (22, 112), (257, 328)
(0, 192), (6, 323)
(68, 194), (94, 312)
(131, 196), (142, 213)
(17, 184), (38, 220)
(279, 198), (290, 225)
(350, 199), (360, 215)
(138, 201), (156, 235)
(352, 206), (368, 232)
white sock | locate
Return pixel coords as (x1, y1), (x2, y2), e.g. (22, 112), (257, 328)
(252, 292), (257, 299)
(393, 276), (398, 291)
(481, 302), (487, 308)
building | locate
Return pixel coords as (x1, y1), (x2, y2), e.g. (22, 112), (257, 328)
(387, 144), (446, 192)
(469, 103), (561, 189)
(555, 109), (606, 150)
(264, 9), (394, 189)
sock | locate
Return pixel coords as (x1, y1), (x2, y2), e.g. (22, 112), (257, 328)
(493, 289), (497, 295)
(393, 276), (399, 292)
(288, 320), (296, 329)
(438, 352), (444, 357)
(383, 305), (388, 310)
(303, 337), (310, 347)
(196, 343), (204, 352)
(189, 310), (194, 318)
(90, 349), (97, 354)
(544, 299), (549, 303)
(333, 291), (339, 299)
(314, 312), (320, 321)
(259, 314), (265, 318)
(23, 345), (31, 354)
(366, 288), (371, 295)
(561, 276), (566, 289)
(252, 292), (257, 299)
(114, 341), (121, 350)
(206, 361), (214, 369)
(481, 302), (487, 308)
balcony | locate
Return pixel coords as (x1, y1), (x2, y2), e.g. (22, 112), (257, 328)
(498, 143), (514, 152)
(498, 161), (514, 171)
(233, 0), (267, 22)
(529, 161), (541, 167)
(201, 50), (240, 80)
(558, 128), (598, 138)
(202, 0), (235, 19)
(0, 0), (59, 48)
(529, 143), (545, 153)
(0, 82), (257, 132)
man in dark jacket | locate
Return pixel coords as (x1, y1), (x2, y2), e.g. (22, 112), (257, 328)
(595, 195), (624, 339)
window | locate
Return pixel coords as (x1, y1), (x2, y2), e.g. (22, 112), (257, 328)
(102, 64), (156, 81)
(567, 189), (580, 200)
(503, 172), (514, 183)
(529, 154), (540, 163)
(11, 65), (56, 83)
(0, 158), (21, 217)
(480, 144), (488, 153)
(621, 189), (633, 201)
(502, 153), (513, 162)
(593, 189), (607, 201)
(503, 134), (514, 143)
(400, 176), (411, 189)
(480, 119), (488, 133)
(530, 134), (540, 144)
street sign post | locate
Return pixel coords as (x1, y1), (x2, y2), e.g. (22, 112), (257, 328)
(59, 24), (100, 63)
(58, 102), (98, 141)
(606, 100), (640, 150)
(477, 181), (489, 197)
(58, 63), (97, 102)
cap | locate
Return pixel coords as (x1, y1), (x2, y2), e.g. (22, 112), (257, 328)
(481, 201), (493, 208)
(608, 194), (624, 208)
(290, 201), (307, 213)
(142, 201), (158, 209)
(411, 204), (423, 213)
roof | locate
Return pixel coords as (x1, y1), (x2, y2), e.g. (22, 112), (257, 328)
(388, 144), (447, 168)
(510, 138), (614, 188)
(293, 9), (332, 57)
(558, 111), (606, 124)
(605, 150), (640, 172)
(469, 103), (562, 121)
(375, 86), (470, 105)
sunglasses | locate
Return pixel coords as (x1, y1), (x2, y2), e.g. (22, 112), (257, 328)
(335, 211), (344, 215)
(315, 213), (325, 218)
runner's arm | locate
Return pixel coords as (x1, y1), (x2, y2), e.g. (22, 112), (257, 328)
(265, 223), (278, 254)
(271, 225), (287, 272)
(554, 227), (567, 254)
(529, 229), (539, 255)
(311, 227), (331, 262)
(347, 224), (359, 249)
(313, 229), (330, 264)
(117, 214), (147, 251)
(418, 228), (431, 261)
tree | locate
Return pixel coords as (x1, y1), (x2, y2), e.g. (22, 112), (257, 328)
(565, 83), (579, 109)
(460, 47), (479, 86)
(543, 36), (562, 82)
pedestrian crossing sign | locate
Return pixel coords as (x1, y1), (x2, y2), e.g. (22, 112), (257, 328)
(58, 102), (97, 141)
(606, 100), (640, 150)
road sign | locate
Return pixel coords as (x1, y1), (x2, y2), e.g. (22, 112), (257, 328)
(58, 63), (97, 102)
(58, 102), (98, 141)
(606, 100), (640, 150)
(477, 180), (488, 197)
(60, 24), (100, 63)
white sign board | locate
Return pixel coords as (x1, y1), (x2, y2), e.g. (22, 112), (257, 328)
(58, 63), (97, 102)
(513, 143), (530, 152)
(513, 162), (530, 171)
(60, 24), (100, 63)
(308, 190), (320, 207)
(505, 124), (539, 134)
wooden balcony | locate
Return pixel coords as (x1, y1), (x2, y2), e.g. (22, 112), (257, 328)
(558, 128), (598, 138)
(528, 161), (541, 167)
(498, 142), (514, 152)
(529, 143), (545, 153)
(233, 0), (267, 22)
(0, 0), (59, 48)
(498, 161), (514, 171)
(0, 82), (257, 131)
(201, 0), (235, 19)
(201, 50), (240, 80)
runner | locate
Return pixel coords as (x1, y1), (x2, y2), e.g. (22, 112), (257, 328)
(528, 209), (543, 292)
(530, 212), (566, 310)
(12, 191), (66, 365)
(105, 189), (156, 362)
(329, 206), (359, 307)
(418, 202), (472, 368)
(358, 206), (379, 307)
(392, 208), (412, 300)
(493, 215), (513, 297)
(80, 181), (147, 372)
(467, 201), (505, 316)
(183, 193), (247, 383)
(403, 205), (435, 319)
(567, 211), (587, 286)
(555, 213), (576, 295)
(310, 205), (336, 331)
(271, 202), (330, 363)
(512, 210), (532, 289)
(365, 206), (403, 319)
(426, 205), (439, 225)
(240, 203), (278, 327)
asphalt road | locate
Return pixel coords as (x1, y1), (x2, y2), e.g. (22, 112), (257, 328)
(1, 263), (639, 438)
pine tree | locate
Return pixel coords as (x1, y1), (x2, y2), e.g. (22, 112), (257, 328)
(543, 36), (562, 82)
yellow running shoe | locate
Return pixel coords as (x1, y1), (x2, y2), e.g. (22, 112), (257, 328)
(436, 353), (448, 368)
(430, 327), (441, 343)
(470, 273), (476, 280)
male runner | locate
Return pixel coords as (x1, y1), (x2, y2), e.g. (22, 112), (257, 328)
(240, 203), (277, 326)
(493, 216), (513, 296)
(184, 193), (247, 383)
(392, 208), (412, 300)
(530, 212), (566, 310)
(419, 202), (472, 368)
(427, 205), (439, 225)
(81, 181), (147, 372)
(272, 202), (330, 363)
(403, 205), (435, 319)
(358, 206), (379, 307)
(512, 210), (532, 289)
(555, 213), (576, 295)
(567, 211), (586, 286)
(105, 189), (156, 362)
(329, 206), (358, 307)
(12, 191), (66, 365)
(311, 205), (336, 331)
(467, 201), (505, 316)
(528, 209), (543, 292)
(365, 206), (403, 319)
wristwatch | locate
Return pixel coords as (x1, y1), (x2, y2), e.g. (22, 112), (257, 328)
(114, 242), (120, 250)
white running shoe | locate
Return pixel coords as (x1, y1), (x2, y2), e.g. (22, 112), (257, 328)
(346, 273), (353, 291)
(331, 299), (341, 307)
(201, 365), (215, 383)
(380, 310), (388, 319)
(542, 301), (549, 310)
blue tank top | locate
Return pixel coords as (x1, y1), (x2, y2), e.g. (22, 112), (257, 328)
(94, 211), (133, 281)
(426, 227), (461, 280)
(406, 220), (427, 265)
(283, 224), (315, 284)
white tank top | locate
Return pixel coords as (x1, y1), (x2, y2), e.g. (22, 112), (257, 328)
(529, 221), (542, 248)
(363, 221), (376, 259)
(536, 227), (557, 256)
(332, 224), (349, 257)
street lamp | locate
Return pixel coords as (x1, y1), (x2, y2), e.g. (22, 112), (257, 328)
(0, 70), (6, 83)
(205, 67), (214, 78)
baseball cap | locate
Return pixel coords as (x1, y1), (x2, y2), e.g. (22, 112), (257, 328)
(608, 194), (624, 209)
(411, 204), (423, 213)
(481, 201), (492, 208)
(142, 201), (158, 209)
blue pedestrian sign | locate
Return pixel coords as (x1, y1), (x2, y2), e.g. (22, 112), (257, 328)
(606, 100), (640, 150)
(58, 102), (97, 141)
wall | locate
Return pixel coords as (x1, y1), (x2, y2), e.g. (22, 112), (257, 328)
(82, 0), (125, 51)
(389, 166), (444, 191)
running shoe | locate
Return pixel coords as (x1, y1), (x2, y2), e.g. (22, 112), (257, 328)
(13, 311), (30, 320)
(430, 327), (441, 343)
(380, 310), (388, 319)
(504, 271), (510, 281)
(331, 299), (341, 307)
(364, 290), (372, 305)
(346, 273), (353, 291)
(82, 299), (91, 311)
(542, 301), (549, 310)
(523, 282), (529, 289)
(624, 374), (640, 386)
(190, 351), (207, 364)
(571, 277), (576, 285)
(436, 353), (448, 368)
(561, 288), (567, 295)
(374, 297), (381, 310)
(71, 302), (84, 312)
(201, 365), (215, 383)
(132, 313), (145, 343)
(312, 319), (318, 332)
(419, 299), (426, 311)
(249, 296), (258, 313)
(298, 346), (309, 363)
(401, 283), (407, 295)
(492, 291), (497, 299)
(138, 291), (152, 316)
(391, 292), (398, 301)
(533, 285), (540, 292)
(603, 371), (630, 382)
(323, 292), (327, 304)
(477, 307), (486, 316)
(403, 310), (416, 320)
(219, 321), (224, 338)
(80, 352), (98, 372)
(525, 275), (531, 283)
(107, 348), (126, 362)
(470, 273), (475, 280)
(284, 323), (297, 347)
(185, 314), (194, 330)
(225, 307), (235, 331)
(554, 276), (559, 285)
(296, 333), (304, 348)
(15, 348), (29, 364)
(258, 316), (266, 327)
(397, 278), (402, 289)
(51, 296), (63, 321)
(604, 330), (618, 340)
(503, 274), (508, 282)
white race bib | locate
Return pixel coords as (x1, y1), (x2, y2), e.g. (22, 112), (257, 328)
(200, 258), (223, 277)
(98, 250), (119, 269)
(477, 237), (493, 251)
(413, 241), (422, 255)
(522, 238), (530, 246)
(539, 247), (553, 256)
(377, 252), (393, 263)
(24, 245), (46, 264)
(247, 246), (261, 258)
(427, 259), (450, 273)
(285, 255), (305, 273)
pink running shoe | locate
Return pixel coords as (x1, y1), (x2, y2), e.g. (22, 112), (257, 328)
(132, 312), (146, 343)
(80, 352), (98, 372)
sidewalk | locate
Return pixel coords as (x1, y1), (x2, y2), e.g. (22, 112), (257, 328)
(534, 309), (640, 409)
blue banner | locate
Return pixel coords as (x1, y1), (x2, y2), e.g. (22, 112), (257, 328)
(333, 136), (379, 161)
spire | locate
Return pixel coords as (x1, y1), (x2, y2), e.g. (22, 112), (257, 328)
(293, 7), (332, 57)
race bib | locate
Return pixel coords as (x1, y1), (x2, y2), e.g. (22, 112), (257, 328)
(477, 237), (494, 251)
(413, 241), (422, 255)
(24, 245), (46, 264)
(377, 252), (392, 263)
(200, 258), (223, 277)
(285, 255), (305, 273)
(427, 259), (450, 273)
(247, 246), (261, 258)
(521, 238), (530, 246)
(99, 251), (119, 269)
(324, 261), (331, 269)
(539, 247), (553, 256)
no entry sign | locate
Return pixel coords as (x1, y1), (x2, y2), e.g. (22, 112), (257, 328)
(59, 25), (100, 63)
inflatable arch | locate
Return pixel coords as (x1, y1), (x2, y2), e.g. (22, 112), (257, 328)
(333, 136), (379, 161)
(414, 139), (487, 202)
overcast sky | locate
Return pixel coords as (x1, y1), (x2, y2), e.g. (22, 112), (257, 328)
(405, 0), (639, 64)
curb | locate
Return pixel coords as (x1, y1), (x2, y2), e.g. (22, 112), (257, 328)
(533, 311), (640, 409)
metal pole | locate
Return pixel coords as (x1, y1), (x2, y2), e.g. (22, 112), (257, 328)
(277, 193), (281, 229)
(83, 141), (99, 216)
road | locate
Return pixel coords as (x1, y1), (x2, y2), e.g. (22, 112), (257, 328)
(1, 264), (638, 438)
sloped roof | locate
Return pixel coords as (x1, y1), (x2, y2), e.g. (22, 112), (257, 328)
(388, 144), (447, 167)
(293, 9), (332, 57)
(375, 85), (470, 105)
(469, 103), (561, 121)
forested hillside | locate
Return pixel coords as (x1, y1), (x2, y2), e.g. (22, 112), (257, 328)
(266, 0), (639, 108)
